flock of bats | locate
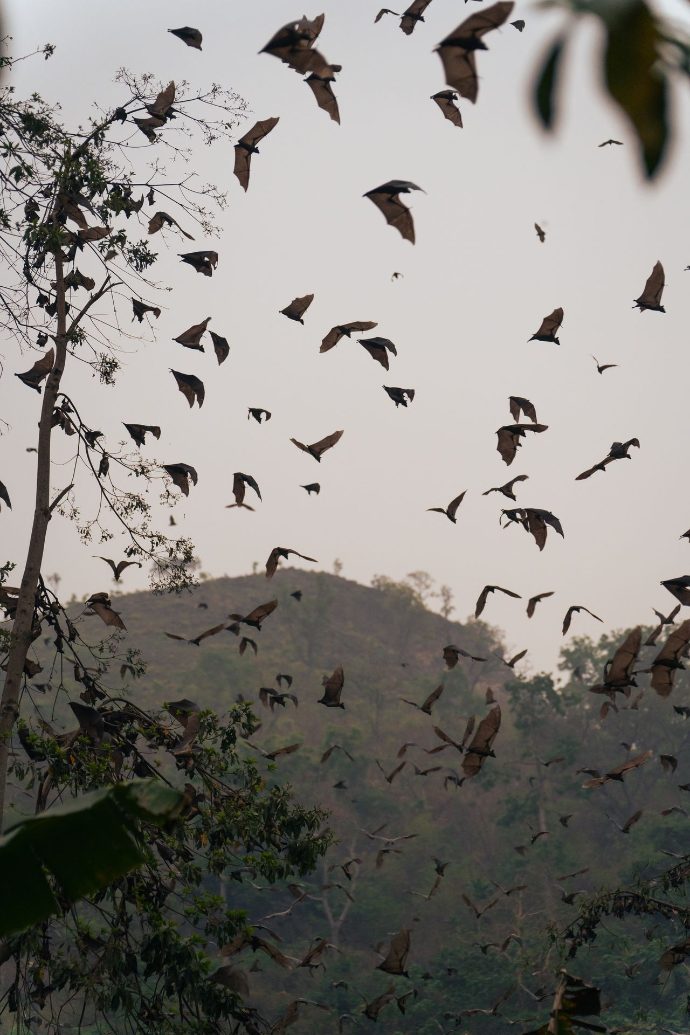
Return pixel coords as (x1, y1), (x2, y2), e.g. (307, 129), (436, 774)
(3, 6), (690, 1032)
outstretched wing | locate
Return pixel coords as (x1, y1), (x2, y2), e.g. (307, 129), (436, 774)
(306, 74), (340, 123)
(365, 191), (415, 243)
(310, 429), (344, 457)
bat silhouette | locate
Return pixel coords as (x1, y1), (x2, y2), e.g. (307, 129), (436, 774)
(502, 507), (564, 550)
(646, 605), (680, 646)
(320, 743), (354, 763)
(166, 622), (228, 647)
(227, 600), (278, 630)
(227, 472), (262, 510)
(599, 138), (623, 146)
(511, 19), (525, 30)
(291, 590), (303, 601)
(496, 648), (528, 669)
(462, 893), (499, 919)
(123, 423), (161, 447)
(576, 438), (640, 480)
(210, 332), (229, 365)
(162, 463), (198, 496)
(562, 605), (603, 635)
(582, 748), (653, 787)
(526, 591), (554, 617)
(400, 0), (433, 33)
(428, 490), (466, 523)
(509, 396), (538, 423)
(431, 90), (462, 127)
(179, 250), (218, 276)
(364, 180), (423, 244)
(16, 348), (54, 392)
(363, 986), (395, 1021)
(660, 754), (678, 773)
(535, 223), (545, 243)
(377, 929), (410, 975)
(475, 584), (521, 618)
(248, 407), (271, 423)
(609, 809), (643, 834)
(482, 474), (528, 500)
(377, 759), (407, 783)
(260, 14), (333, 78)
(529, 307), (563, 344)
(173, 316), (210, 350)
(168, 26), (202, 49)
(592, 355), (617, 374)
(319, 666), (345, 708)
(280, 293), (314, 323)
(234, 118), (280, 191)
(301, 482), (320, 495)
(358, 336), (397, 369)
(132, 298), (161, 321)
(265, 547), (317, 579)
(661, 575), (690, 606)
(590, 627), (641, 696)
(0, 481), (10, 510)
(85, 592), (126, 631)
(306, 68), (341, 123)
(171, 370), (204, 408)
(95, 557), (142, 582)
(321, 320), (377, 352)
(290, 429), (344, 461)
(148, 211), (194, 239)
(496, 423), (548, 465)
(647, 619), (690, 697)
(435, 3), (514, 103)
(401, 683), (444, 714)
(462, 704), (501, 777)
(260, 687), (298, 710)
(634, 260), (665, 312)
(383, 386), (415, 407)
(443, 644), (485, 667)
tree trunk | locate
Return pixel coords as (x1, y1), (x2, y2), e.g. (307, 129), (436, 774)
(0, 255), (65, 830)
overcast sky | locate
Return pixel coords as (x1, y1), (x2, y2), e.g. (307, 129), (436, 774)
(2, 0), (690, 673)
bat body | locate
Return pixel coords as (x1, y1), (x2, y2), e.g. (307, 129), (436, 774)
(634, 260), (665, 312)
(435, 3), (514, 103)
(233, 118), (280, 191)
(534, 223), (545, 243)
(364, 181), (423, 244)
(599, 138), (623, 146)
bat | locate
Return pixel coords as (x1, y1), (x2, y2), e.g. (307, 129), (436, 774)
(210, 332), (229, 365)
(427, 490), (466, 523)
(15, 348), (54, 392)
(173, 316), (211, 350)
(475, 584), (522, 618)
(434, 3), (514, 103)
(592, 355), (617, 374)
(400, 0), (433, 33)
(377, 759), (407, 783)
(319, 666), (345, 708)
(260, 15), (333, 79)
(165, 622), (228, 647)
(321, 320), (377, 352)
(260, 687), (298, 710)
(239, 637), (257, 655)
(364, 180), (423, 243)
(401, 683), (444, 714)
(462, 704), (501, 777)
(290, 429), (344, 461)
(647, 619), (690, 697)
(358, 336), (397, 369)
(178, 250), (218, 276)
(562, 605), (603, 635)
(661, 575), (690, 606)
(599, 138), (623, 146)
(482, 474), (528, 500)
(162, 463), (198, 496)
(377, 929), (410, 975)
(496, 648), (528, 669)
(85, 592), (126, 631)
(443, 644), (485, 667)
(168, 26), (202, 49)
(502, 507), (564, 550)
(526, 591), (554, 617)
(171, 370), (205, 408)
(148, 211), (194, 238)
(248, 407), (271, 423)
(306, 69), (341, 123)
(529, 307), (563, 344)
(145, 81), (176, 119)
(320, 743), (354, 763)
(511, 19), (525, 30)
(363, 986), (395, 1021)
(462, 893), (499, 919)
(609, 809), (643, 834)
(496, 423), (548, 465)
(375, 8), (399, 23)
(576, 438), (640, 480)
(95, 557), (142, 582)
(646, 605), (680, 646)
(0, 481), (10, 510)
(660, 754), (678, 773)
(291, 590), (303, 601)
(301, 482), (320, 495)
(280, 293), (314, 324)
(132, 298), (161, 321)
(265, 547), (317, 579)
(634, 260), (665, 312)
(509, 396), (538, 423)
(534, 223), (545, 242)
(227, 472), (262, 510)
(234, 117), (280, 191)
(431, 90), (462, 127)
(383, 386), (415, 407)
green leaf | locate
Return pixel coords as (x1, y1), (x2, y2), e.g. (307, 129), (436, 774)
(534, 34), (567, 130)
(603, 0), (669, 178)
(0, 780), (184, 937)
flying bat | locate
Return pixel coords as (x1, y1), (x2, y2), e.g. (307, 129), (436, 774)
(431, 90), (462, 127)
(306, 68), (341, 123)
(634, 260), (665, 312)
(647, 619), (690, 697)
(178, 250), (218, 276)
(599, 138), (623, 146)
(383, 386), (415, 407)
(401, 683), (444, 714)
(260, 14), (333, 78)
(319, 666), (345, 708)
(248, 407), (271, 423)
(434, 3), (514, 103)
(576, 438), (640, 480)
(377, 929), (410, 975)
(321, 320), (377, 352)
(511, 19), (525, 30)
(162, 463), (198, 496)
(132, 298), (161, 321)
(15, 347), (54, 392)
(364, 180), (423, 244)
(562, 605), (603, 635)
(534, 223), (545, 243)
(375, 8), (399, 23)
(234, 118), (280, 191)
(0, 481), (10, 510)
(85, 592), (126, 631)
(171, 370), (204, 408)
(148, 211), (194, 239)
(377, 759), (407, 784)
(526, 591), (554, 617)
(427, 490), (466, 523)
(290, 429), (344, 461)
(592, 355), (617, 374)
(95, 557), (142, 582)
(210, 332), (229, 365)
(123, 423), (161, 448)
(463, 704), (501, 777)
(529, 307), (563, 344)
(228, 600), (278, 629)
(280, 293), (314, 324)
(443, 644), (485, 668)
(496, 423), (548, 465)
(227, 472), (262, 510)
(265, 547), (317, 579)
(173, 316), (210, 350)
(509, 396), (538, 423)
(165, 622), (228, 647)
(462, 893), (499, 919)
(358, 336), (397, 369)
(475, 584), (521, 618)
(646, 605), (680, 646)
(320, 743), (354, 763)
(661, 575), (690, 606)
(302, 482), (320, 495)
(260, 687), (298, 710)
(482, 474), (528, 500)
(495, 648), (528, 669)
(168, 26), (202, 49)
(400, 0), (433, 33)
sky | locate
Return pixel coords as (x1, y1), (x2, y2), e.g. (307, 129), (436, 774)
(2, 0), (690, 674)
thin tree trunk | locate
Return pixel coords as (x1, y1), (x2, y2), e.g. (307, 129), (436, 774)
(0, 255), (65, 830)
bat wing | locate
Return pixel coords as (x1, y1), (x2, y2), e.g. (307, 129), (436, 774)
(243, 116), (280, 148)
(365, 192), (415, 243)
(508, 648), (528, 666)
(286, 549), (318, 564)
(16, 347), (55, 391)
(306, 74), (340, 123)
(621, 809), (643, 833)
(377, 929), (410, 974)
(173, 317), (210, 350)
(462, 704), (501, 776)
(525, 511), (547, 551)
(233, 145), (251, 191)
(232, 472), (245, 506)
(421, 683), (444, 713)
(497, 586), (521, 600)
(446, 491), (467, 520)
(530, 307), (563, 341)
(496, 428), (517, 465)
(562, 607), (576, 635)
(636, 260), (664, 307)
(192, 623), (227, 645)
(517, 397), (537, 422)
(171, 370), (205, 408)
(320, 326), (343, 352)
(606, 627), (642, 686)
(265, 549), (281, 579)
(210, 332), (230, 365)
(290, 438), (310, 455)
(282, 294), (315, 320)
(526, 591), (553, 617)
(435, 41), (479, 102)
(475, 586), (492, 618)
(431, 91), (463, 127)
(162, 463), (198, 495)
(311, 429), (344, 457)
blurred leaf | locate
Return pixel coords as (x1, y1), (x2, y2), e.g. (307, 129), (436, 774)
(534, 34), (567, 129)
(0, 780), (184, 936)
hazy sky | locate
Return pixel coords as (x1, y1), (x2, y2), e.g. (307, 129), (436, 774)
(2, 0), (690, 673)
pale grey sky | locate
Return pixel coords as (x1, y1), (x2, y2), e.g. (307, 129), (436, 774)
(2, 0), (690, 673)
